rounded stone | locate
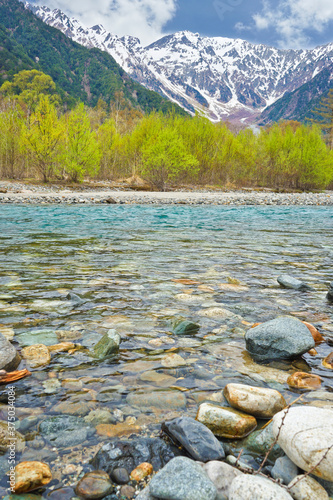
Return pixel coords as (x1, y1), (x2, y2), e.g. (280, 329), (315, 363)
(14, 461), (52, 494)
(119, 485), (135, 499)
(196, 403), (257, 439)
(272, 406), (333, 481)
(75, 470), (114, 499)
(288, 475), (329, 500)
(223, 383), (286, 419)
(303, 322), (324, 344)
(111, 467), (130, 485)
(287, 372), (322, 390)
(245, 316), (315, 361)
(130, 462), (153, 482)
(229, 475), (293, 500)
(201, 461), (244, 500)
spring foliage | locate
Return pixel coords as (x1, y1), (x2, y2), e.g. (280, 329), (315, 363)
(0, 72), (333, 190)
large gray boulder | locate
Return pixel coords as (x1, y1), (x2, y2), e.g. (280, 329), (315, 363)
(0, 333), (20, 371)
(149, 456), (217, 500)
(272, 406), (333, 482)
(245, 316), (315, 361)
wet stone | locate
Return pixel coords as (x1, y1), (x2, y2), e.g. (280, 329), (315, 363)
(0, 420), (25, 455)
(245, 316), (315, 361)
(14, 461), (52, 494)
(126, 391), (186, 410)
(91, 437), (180, 476)
(0, 333), (21, 371)
(119, 485), (135, 499)
(162, 416), (225, 462)
(75, 470), (114, 499)
(196, 403), (257, 439)
(223, 383), (286, 419)
(277, 275), (311, 291)
(173, 320), (200, 336)
(287, 372), (322, 390)
(149, 456), (217, 500)
(92, 329), (121, 359)
(44, 487), (76, 499)
(111, 467), (130, 484)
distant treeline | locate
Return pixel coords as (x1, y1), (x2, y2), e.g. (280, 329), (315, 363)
(1, 71), (333, 191)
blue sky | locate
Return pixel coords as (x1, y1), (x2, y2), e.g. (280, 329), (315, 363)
(32, 0), (333, 48)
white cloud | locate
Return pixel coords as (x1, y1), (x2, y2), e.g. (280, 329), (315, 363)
(234, 22), (251, 32)
(253, 0), (333, 48)
(33, 0), (178, 46)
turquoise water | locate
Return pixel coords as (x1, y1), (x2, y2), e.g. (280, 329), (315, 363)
(0, 205), (332, 485)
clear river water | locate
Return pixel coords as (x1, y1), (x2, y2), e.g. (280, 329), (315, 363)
(0, 204), (332, 489)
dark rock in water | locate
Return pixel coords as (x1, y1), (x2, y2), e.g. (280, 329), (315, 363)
(162, 416), (225, 462)
(91, 437), (180, 476)
(45, 486), (76, 499)
(149, 456), (217, 500)
(66, 292), (84, 305)
(0, 333), (21, 371)
(105, 197), (117, 204)
(75, 470), (114, 499)
(173, 320), (200, 336)
(111, 467), (130, 485)
(245, 316), (315, 361)
(277, 275), (312, 291)
(327, 282), (333, 302)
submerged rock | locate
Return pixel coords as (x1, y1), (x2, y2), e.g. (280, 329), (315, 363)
(173, 320), (200, 336)
(223, 383), (286, 419)
(272, 406), (333, 481)
(196, 403), (257, 439)
(0, 421), (25, 455)
(91, 437), (179, 475)
(162, 416), (225, 462)
(92, 329), (121, 359)
(322, 352), (333, 370)
(21, 344), (51, 369)
(287, 372), (322, 390)
(277, 275), (311, 291)
(245, 316), (315, 361)
(14, 461), (52, 494)
(126, 391), (186, 410)
(149, 457), (217, 500)
(0, 333), (20, 371)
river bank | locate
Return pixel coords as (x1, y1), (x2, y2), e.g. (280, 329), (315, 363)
(0, 181), (333, 205)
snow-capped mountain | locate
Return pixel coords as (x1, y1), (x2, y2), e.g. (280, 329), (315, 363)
(26, 3), (333, 123)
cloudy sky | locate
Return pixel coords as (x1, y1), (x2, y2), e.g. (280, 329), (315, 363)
(31, 0), (333, 48)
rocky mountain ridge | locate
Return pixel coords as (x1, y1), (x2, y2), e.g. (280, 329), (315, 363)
(26, 2), (333, 123)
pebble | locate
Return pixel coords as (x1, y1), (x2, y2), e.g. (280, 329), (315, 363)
(223, 383), (286, 418)
(302, 322), (324, 343)
(21, 344), (51, 368)
(229, 475), (293, 500)
(288, 475), (329, 500)
(119, 485), (136, 499)
(272, 406), (333, 481)
(111, 468), (130, 484)
(322, 352), (333, 369)
(287, 372), (322, 390)
(0, 420), (26, 454)
(96, 422), (141, 438)
(162, 416), (225, 462)
(245, 316), (315, 361)
(75, 470), (114, 499)
(130, 462), (153, 481)
(14, 461), (52, 494)
(161, 353), (187, 368)
(149, 456), (217, 500)
(92, 329), (121, 359)
(196, 403), (257, 438)
(173, 320), (200, 335)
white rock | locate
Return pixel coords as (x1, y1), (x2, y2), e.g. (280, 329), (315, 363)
(229, 475), (293, 500)
(288, 475), (329, 500)
(272, 407), (333, 482)
(223, 383), (286, 419)
(201, 461), (243, 500)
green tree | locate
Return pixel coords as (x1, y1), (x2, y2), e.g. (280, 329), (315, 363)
(21, 95), (63, 182)
(141, 127), (199, 190)
(0, 70), (59, 118)
(0, 101), (25, 178)
(310, 89), (333, 149)
(62, 103), (101, 182)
